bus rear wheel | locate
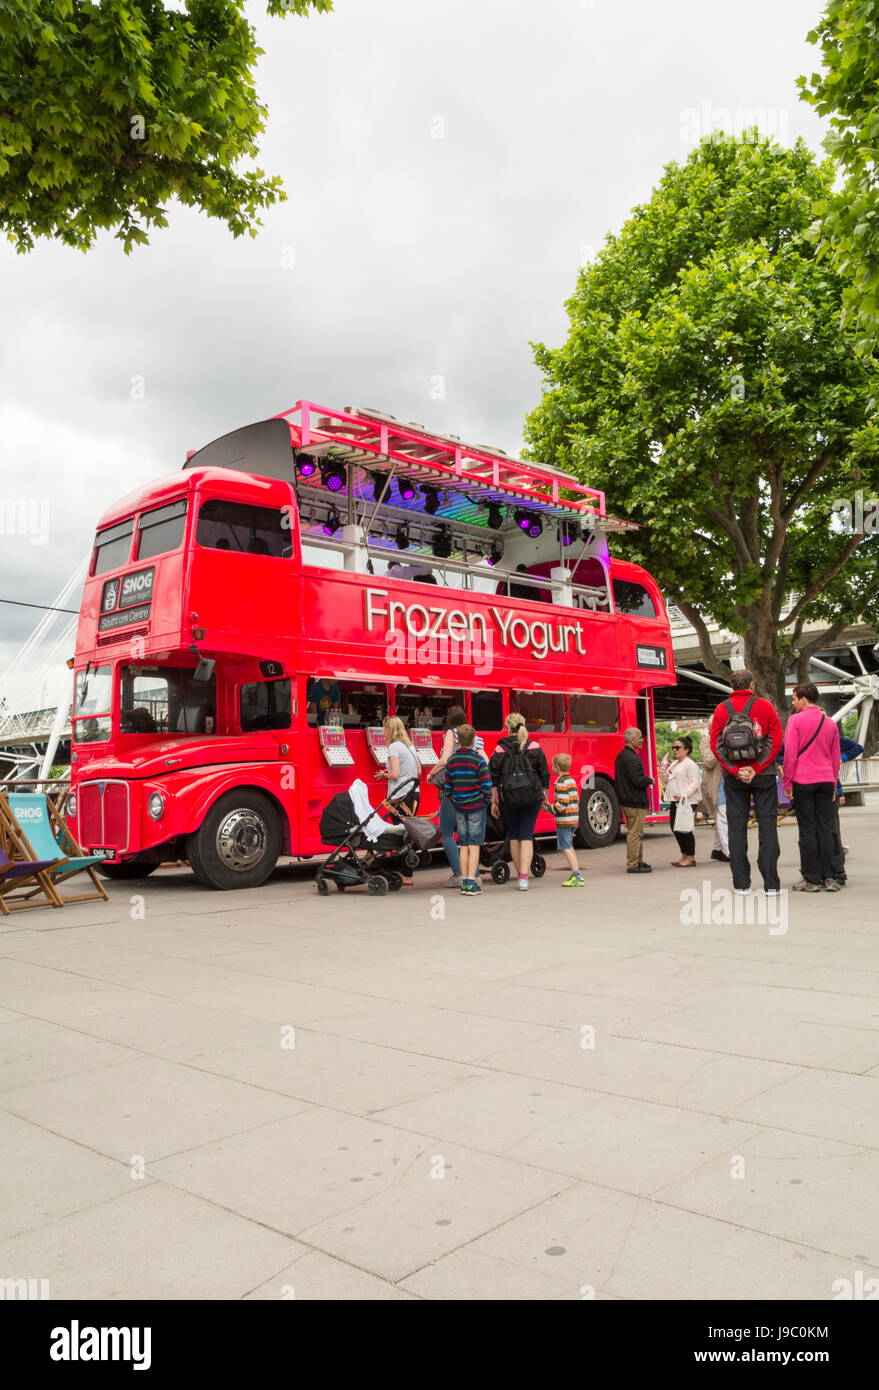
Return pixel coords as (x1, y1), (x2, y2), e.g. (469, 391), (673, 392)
(97, 859), (158, 881)
(577, 777), (621, 849)
(187, 791), (282, 890)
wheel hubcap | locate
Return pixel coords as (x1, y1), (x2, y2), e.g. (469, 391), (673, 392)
(586, 790), (612, 836)
(216, 809), (268, 871)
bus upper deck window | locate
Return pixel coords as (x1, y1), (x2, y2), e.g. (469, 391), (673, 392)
(92, 519), (134, 576)
(612, 578), (657, 618)
(136, 499), (188, 561)
(196, 500), (292, 558)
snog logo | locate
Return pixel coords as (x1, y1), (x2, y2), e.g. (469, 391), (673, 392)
(50, 1321), (152, 1371)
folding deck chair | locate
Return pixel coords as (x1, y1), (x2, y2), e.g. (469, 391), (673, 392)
(4, 792), (109, 906)
(0, 834), (63, 914)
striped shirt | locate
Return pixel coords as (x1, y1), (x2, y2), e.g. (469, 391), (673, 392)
(551, 773), (579, 827)
(444, 749), (494, 811)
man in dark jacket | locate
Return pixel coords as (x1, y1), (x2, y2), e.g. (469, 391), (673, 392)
(709, 670), (783, 894)
(614, 728), (654, 873)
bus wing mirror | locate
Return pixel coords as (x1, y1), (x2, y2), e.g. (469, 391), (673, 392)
(194, 657), (215, 683)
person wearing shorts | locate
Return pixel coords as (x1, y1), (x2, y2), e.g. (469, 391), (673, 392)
(442, 724), (493, 895)
(547, 752), (583, 886)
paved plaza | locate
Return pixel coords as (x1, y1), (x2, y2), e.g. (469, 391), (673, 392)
(2, 808), (879, 1301)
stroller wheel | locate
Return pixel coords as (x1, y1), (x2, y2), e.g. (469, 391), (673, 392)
(492, 861), (510, 884)
(385, 871), (404, 892)
(402, 848), (419, 871)
(367, 875), (389, 896)
(335, 882), (347, 892)
(532, 855), (547, 878)
(417, 849), (433, 870)
(316, 877), (329, 896)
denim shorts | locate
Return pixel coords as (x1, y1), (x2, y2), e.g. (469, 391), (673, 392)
(556, 825), (575, 851)
(455, 807), (487, 846)
(501, 799), (541, 842)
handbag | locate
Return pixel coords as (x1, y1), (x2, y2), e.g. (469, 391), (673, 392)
(404, 817), (441, 851)
(674, 798), (695, 833)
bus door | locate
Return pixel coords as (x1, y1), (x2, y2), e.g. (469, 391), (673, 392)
(637, 687), (661, 815)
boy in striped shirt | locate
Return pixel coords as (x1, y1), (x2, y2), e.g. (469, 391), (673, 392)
(444, 724), (494, 894)
(549, 753), (583, 886)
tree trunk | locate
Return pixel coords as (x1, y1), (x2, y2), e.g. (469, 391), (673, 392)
(743, 633), (789, 722)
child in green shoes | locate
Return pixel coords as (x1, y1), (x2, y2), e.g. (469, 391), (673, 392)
(549, 753), (583, 886)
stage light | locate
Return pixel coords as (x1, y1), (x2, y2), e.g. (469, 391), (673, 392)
(368, 471), (388, 503)
(322, 504), (341, 536)
(514, 509), (542, 537)
(296, 453), (317, 478)
(421, 485), (441, 515)
(431, 524), (453, 558)
(487, 503), (504, 530)
(399, 478), (417, 502)
(488, 539), (504, 566)
(395, 523), (410, 550)
(319, 459), (346, 493)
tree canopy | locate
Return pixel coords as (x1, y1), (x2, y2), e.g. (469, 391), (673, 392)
(799, 0), (879, 353)
(525, 135), (879, 709)
(0, 0), (332, 253)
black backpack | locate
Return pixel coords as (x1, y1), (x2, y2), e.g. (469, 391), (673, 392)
(501, 745), (544, 805)
(717, 696), (768, 764)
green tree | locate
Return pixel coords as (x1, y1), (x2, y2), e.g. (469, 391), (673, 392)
(798, 0), (879, 353)
(525, 135), (879, 717)
(0, 0), (332, 253)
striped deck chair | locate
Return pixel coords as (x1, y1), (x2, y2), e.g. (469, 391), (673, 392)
(5, 792), (109, 907)
(0, 797), (63, 914)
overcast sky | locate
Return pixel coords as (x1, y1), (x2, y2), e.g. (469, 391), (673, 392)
(0, 0), (828, 697)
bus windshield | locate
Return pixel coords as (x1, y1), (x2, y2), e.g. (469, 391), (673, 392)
(73, 664), (113, 743)
(119, 665), (217, 735)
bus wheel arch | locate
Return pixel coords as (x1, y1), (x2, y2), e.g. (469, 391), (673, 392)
(187, 787), (285, 890)
(576, 774), (621, 849)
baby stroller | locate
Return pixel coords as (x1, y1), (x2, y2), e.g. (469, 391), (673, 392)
(315, 778), (438, 896)
(478, 808), (547, 884)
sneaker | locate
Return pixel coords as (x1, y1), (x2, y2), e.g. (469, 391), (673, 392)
(444, 875), (461, 889)
(734, 888), (752, 897)
(518, 876), (529, 891)
(561, 874), (584, 887)
(823, 878), (841, 893)
(470, 878), (483, 894)
(792, 879), (822, 892)
(627, 863), (653, 874)
(710, 849), (731, 863)
(460, 879), (475, 894)
(764, 888), (781, 897)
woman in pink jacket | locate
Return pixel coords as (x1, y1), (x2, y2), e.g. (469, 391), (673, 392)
(782, 683), (842, 892)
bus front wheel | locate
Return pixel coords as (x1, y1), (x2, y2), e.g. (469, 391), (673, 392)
(577, 777), (621, 849)
(187, 791), (282, 890)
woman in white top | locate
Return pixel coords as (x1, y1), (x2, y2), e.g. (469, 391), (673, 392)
(663, 734), (701, 867)
(377, 716), (422, 812)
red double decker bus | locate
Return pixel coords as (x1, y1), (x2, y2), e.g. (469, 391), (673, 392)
(66, 403), (675, 889)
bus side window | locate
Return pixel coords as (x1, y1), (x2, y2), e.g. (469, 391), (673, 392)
(570, 695), (619, 733)
(471, 690), (504, 731)
(512, 690), (565, 733)
(611, 579), (657, 618)
(242, 679), (292, 732)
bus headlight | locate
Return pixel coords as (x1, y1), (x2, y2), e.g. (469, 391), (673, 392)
(66, 791), (77, 818)
(147, 792), (165, 821)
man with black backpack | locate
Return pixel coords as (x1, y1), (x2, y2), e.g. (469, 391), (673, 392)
(709, 670), (784, 896)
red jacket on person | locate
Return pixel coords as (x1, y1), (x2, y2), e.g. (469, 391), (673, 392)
(709, 689), (783, 776)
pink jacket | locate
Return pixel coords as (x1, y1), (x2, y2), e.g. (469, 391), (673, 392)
(782, 707), (841, 794)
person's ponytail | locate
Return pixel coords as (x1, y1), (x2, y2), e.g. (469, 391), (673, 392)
(506, 712), (528, 752)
